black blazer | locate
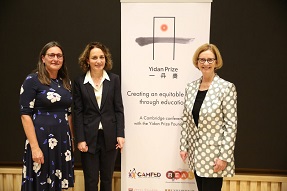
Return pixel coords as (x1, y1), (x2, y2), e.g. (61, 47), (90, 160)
(73, 72), (125, 153)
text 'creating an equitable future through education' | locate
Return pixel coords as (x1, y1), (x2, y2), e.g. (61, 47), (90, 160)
(126, 90), (184, 106)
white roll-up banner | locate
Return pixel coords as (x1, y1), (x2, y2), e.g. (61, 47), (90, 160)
(121, 1), (212, 191)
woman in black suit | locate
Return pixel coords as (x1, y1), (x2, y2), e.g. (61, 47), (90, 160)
(73, 42), (125, 191)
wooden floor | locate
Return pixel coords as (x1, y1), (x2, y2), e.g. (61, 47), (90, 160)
(1, 167), (287, 191)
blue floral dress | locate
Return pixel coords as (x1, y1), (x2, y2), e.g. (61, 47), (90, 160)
(19, 73), (74, 190)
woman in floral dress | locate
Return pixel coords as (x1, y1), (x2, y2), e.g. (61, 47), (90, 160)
(19, 41), (74, 190)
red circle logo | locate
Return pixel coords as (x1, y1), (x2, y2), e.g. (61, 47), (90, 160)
(161, 24), (168, 32)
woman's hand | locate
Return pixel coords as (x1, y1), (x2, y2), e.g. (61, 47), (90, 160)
(116, 137), (125, 153)
(180, 151), (188, 163)
(31, 147), (44, 164)
(78, 141), (88, 152)
(213, 158), (227, 172)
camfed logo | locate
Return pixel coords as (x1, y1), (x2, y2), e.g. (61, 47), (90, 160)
(166, 170), (195, 180)
(128, 168), (161, 178)
(128, 168), (137, 179)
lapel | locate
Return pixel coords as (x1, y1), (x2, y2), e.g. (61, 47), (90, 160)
(200, 74), (221, 116)
(187, 78), (201, 132)
(84, 82), (100, 111)
(82, 72), (111, 112)
(190, 78), (201, 109)
(100, 79), (110, 109)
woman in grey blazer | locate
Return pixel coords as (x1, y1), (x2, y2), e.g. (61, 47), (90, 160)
(180, 43), (237, 191)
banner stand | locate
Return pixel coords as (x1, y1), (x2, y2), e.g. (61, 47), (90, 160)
(121, 1), (212, 190)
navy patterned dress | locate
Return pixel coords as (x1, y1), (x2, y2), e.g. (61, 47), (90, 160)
(19, 73), (74, 190)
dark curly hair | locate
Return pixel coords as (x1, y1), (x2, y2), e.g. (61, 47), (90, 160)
(78, 42), (113, 73)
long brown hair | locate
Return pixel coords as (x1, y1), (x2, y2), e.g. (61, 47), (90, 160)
(35, 41), (71, 90)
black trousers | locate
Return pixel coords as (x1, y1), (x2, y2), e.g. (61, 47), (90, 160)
(194, 171), (223, 191)
(81, 130), (118, 191)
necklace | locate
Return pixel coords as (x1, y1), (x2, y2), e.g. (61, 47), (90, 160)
(51, 79), (60, 88)
(92, 76), (103, 87)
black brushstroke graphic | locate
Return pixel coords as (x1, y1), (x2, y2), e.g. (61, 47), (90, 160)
(135, 37), (194, 46)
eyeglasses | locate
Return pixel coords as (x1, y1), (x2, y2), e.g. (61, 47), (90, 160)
(198, 58), (216, 64)
(46, 53), (64, 60)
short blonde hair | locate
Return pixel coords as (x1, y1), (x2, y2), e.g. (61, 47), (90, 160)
(192, 43), (223, 71)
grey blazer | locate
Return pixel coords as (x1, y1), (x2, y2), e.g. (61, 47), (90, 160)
(180, 74), (237, 177)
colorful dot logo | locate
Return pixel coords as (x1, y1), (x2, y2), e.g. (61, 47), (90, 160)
(161, 24), (168, 32)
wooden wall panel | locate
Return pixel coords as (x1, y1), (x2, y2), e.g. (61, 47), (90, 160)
(249, 181), (258, 191)
(239, 181), (247, 191)
(1, 168), (287, 191)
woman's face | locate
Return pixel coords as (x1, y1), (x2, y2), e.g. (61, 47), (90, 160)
(42, 46), (63, 76)
(197, 50), (217, 75)
(87, 47), (106, 72)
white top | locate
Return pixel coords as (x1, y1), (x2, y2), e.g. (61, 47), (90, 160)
(84, 70), (110, 129)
